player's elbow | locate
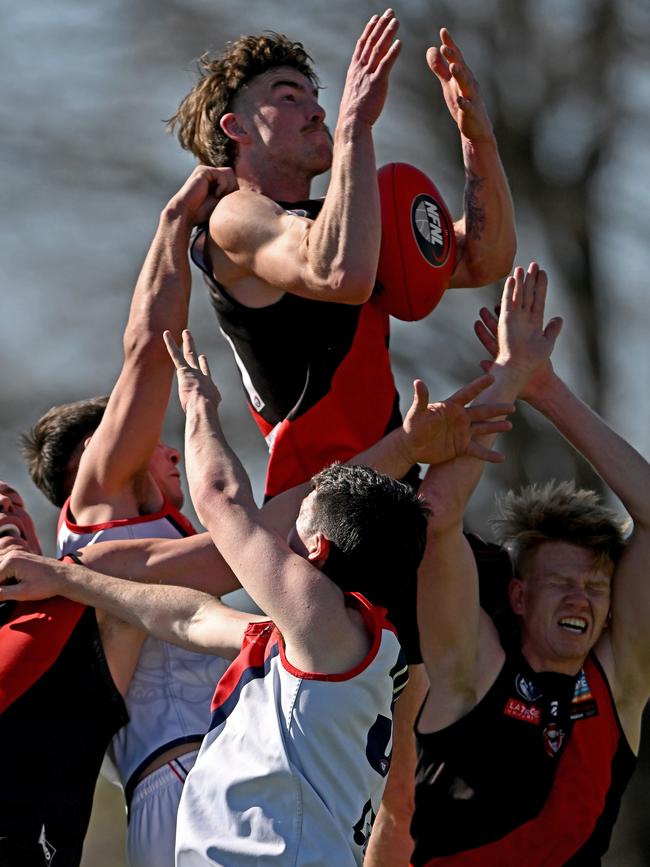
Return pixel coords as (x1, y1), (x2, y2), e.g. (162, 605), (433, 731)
(122, 328), (170, 366)
(464, 239), (516, 288)
(314, 268), (375, 304)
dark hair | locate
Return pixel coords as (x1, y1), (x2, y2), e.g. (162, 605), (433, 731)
(308, 464), (430, 614)
(167, 32), (319, 167)
(20, 396), (108, 507)
(491, 480), (629, 579)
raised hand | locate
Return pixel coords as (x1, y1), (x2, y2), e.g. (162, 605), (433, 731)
(164, 329), (222, 414)
(475, 299), (557, 404)
(426, 28), (493, 143)
(401, 373), (514, 466)
(338, 9), (402, 128)
(478, 262), (563, 396)
(168, 165), (238, 226)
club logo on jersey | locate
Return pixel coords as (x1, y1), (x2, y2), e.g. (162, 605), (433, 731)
(543, 723), (566, 757)
(411, 194), (452, 268)
(366, 714), (393, 777)
(515, 673), (543, 702)
(504, 698), (542, 725)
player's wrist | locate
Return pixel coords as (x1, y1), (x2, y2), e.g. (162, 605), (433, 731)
(159, 201), (197, 233)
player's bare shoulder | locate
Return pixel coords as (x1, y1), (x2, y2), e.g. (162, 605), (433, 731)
(207, 189), (314, 306)
(209, 189), (300, 255)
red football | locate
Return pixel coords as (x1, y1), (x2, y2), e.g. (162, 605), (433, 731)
(374, 163), (456, 321)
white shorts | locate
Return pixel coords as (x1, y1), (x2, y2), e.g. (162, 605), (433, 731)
(127, 749), (199, 867)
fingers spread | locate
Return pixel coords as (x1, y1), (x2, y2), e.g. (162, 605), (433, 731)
(426, 46), (450, 81)
(471, 419), (513, 436)
(163, 330), (184, 368)
(359, 9), (398, 68)
(182, 329), (200, 367)
(466, 402), (515, 421)
(412, 378), (430, 410)
(474, 319), (498, 357)
(467, 441), (506, 463)
(448, 372), (495, 406)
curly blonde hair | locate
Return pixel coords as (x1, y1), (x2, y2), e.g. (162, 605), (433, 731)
(490, 480), (629, 578)
(168, 33), (319, 167)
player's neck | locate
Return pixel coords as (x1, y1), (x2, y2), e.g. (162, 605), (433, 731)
(236, 162), (313, 203)
(520, 641), (586, 677)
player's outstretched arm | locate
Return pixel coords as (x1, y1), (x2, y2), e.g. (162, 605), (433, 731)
(0, 549), (253, 658)
(72, 166), (237, 523)
(476, 300), (650, 723)
(73, 532), (241, 597)
(416, 263), (562, 730)
(209, 10), (400, 306)
(165, 329), (370, 673)
(428, 28), (515, 288)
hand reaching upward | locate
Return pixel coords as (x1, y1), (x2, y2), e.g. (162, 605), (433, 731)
(427, 28), (494, 143)
(401, 374), (514, 467)
(474, 262), (563, 401)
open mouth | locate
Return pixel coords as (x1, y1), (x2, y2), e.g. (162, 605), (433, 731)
(0, 523), (23, 540)
(558, 617), (588, 634)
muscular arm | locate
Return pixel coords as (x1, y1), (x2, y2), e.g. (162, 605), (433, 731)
(72, 167), (237, 524)
(209, 12), (401, 307)
(427, 29), (515, 288)
(166, 330), (371, 674)
(0, 552), (256, 659)
(74, 371), (512, 593)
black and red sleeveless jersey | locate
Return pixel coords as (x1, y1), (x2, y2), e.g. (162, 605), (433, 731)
(191, 199), (408, 500)
(411, 647), (635, 866)
(0, 594), (127, 866)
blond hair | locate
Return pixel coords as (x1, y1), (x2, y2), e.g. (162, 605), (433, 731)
(490, 480), (629, 577)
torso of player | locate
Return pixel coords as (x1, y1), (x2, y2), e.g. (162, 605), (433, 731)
(411, 643), (636, 866)
(0, 605), (127, 866)
(56, 499), (231, 802)
(191, 199), (402, 498)
(175, 594), (409, 866)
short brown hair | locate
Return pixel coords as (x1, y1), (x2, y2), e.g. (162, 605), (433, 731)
(490, 480), (629, 578)
(168, 33), (319, 167)
(20, 396), (108, 507)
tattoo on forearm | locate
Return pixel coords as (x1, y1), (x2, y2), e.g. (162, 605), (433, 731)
(464, 170), (486, 241)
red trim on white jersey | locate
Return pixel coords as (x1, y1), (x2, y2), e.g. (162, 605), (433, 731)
(278, 593), (394, 682)
(58, 496), (196, 537)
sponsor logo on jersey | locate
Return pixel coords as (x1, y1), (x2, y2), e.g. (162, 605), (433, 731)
(504, 697), (542, 725)
(515, 673), (543, 702)
(569, 668), (598, 719)
(570, 699), (599, 721)
(543, 723), (566, 757)
(411, 194), (452, 267)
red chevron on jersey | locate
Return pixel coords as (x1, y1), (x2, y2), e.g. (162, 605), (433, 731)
(0, 557), (84, 713)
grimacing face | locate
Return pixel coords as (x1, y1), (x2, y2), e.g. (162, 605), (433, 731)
(0, 481), (41, 554)
(509, 540), (613, 674)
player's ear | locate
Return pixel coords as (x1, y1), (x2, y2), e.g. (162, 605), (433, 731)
(220, 112), (250, 143)
(307, 533), (330, 569)
(508, 577), (525, 615)
(82, 436), (93, 450)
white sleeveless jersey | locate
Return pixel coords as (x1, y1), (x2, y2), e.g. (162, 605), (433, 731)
(175, 593), (408, 866)
(57, 499), (230, 802)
